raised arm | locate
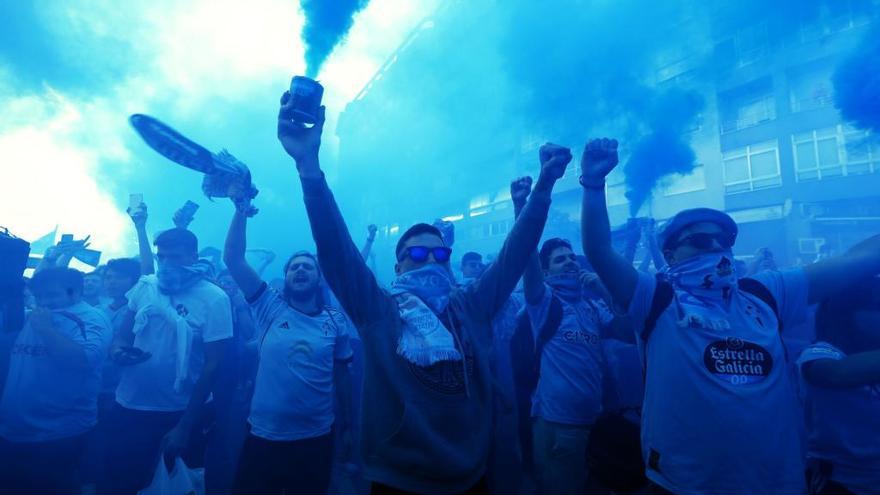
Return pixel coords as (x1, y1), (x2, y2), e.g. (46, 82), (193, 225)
(621, 218), (641, 264)
(803, 234), (880, 305)
(580, 138), (639, 310)
(277, 92), (388, 326)
(511, 177), (545, 305)
(128, 203), (154, 275)
(360, 225), (378, 261)
(468, 144), (570, 318)
(222, 195), (263, 300)
(802, 350), (880, 389)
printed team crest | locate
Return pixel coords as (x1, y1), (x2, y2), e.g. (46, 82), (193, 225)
(703, 337), (773, 385)
(716, 257), (733, 277)
(175, 304), (189, 317)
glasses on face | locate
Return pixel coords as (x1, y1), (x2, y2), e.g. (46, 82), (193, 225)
(399, 246), (452, 263)
(673, 232), (735, 251)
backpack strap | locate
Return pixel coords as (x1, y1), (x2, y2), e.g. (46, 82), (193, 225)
(641, 274), (674, 343)
(533, 295), (564, 372)
(737, 277), (782, 332)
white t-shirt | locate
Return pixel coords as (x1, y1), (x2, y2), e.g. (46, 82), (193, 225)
(629, 269), (809, 495)
(798, 342), (880, 495)
(527, 287), (613, 425)
(0, 302), (112, 442)
(247, 285), (354, 441)
(115, 275), (233, 412)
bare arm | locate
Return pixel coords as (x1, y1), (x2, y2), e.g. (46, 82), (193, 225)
(511, 177), (545, 305)
(803, 234), (880, 305)
(802, 351), (880, 389)
(580, 139), (639, 310)
(129, 204), (154, 275)
(223, 203), (263, 300)
(621, 219), (641, 264)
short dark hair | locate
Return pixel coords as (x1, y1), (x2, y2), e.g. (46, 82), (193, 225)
(396, 223), (444, 259)
(283, 251), (321, 277)
(539, 238), (573, 270)
(154, 228), (198, 255)
(105, 258), (141, 282)
(461, 252), (482, 265)
(30, 267), (84, 295)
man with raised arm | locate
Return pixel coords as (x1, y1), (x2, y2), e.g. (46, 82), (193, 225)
(221, 190), (354, 495)
(276, 92), (570, 494)
(579, 138), (880, 495)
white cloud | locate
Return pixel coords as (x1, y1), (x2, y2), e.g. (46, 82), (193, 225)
(0, 0), (438, 263)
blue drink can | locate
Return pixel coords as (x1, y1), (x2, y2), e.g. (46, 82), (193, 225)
(289, 76), (324, 125)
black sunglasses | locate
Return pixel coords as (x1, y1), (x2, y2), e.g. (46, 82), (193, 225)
(399, 246), (452, 263)
(673, 232), (735, 250)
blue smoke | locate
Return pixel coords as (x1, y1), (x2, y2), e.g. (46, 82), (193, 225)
(300, 0), (370, 77)
(623, 89), (704, 216)
(833, 23), (880, 133)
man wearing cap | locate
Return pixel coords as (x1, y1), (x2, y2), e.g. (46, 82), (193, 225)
(579, 137), (880, 495)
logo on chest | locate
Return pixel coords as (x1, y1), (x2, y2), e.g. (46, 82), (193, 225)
(703, 337), (773, 385)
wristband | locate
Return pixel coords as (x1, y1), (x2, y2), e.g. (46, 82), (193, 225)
(579, 175), (606, 190)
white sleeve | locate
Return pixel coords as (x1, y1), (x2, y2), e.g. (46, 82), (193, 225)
(202, 291), (234, 343)
(627, 271), (659, 332)
(751, 269), (809, 328)
(247, 284), (286, 331)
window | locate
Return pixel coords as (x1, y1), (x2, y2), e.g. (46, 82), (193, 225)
(734, 23), (768, 67)
(789, 69), (833, 113)
(719, 78), (776, 133)
(723, 140), (782, 194)
(792, 126), (880, 181)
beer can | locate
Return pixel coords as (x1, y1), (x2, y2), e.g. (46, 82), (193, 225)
(289, 76), (324, 125)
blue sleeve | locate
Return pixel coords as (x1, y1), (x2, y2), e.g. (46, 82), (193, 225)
(751, 268), (809, 329)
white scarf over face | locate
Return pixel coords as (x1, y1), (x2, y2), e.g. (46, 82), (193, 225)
(391, 265), (462, 366)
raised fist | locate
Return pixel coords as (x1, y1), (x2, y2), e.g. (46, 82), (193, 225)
(580, 138), (619, 183)
(510, 176), (533, 207)
(277, 91), (325, 168)
(538, 143), (572, 181)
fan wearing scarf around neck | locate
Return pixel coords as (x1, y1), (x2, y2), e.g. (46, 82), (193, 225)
(282, 90), (573, 495)
(106, 227), (234, 490)
(579, 136), (880, 495)
(520, 230), (617, 495)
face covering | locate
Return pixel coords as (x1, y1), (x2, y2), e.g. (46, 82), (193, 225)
(156, 260), (214, 295)
(545, 272), (583, 302)
(663, 251), (738, 299)
(392, 264), (454, 313)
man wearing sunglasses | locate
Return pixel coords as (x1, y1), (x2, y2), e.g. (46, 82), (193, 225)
(277, 92), (570, 494)
(579, 137), (880, 495)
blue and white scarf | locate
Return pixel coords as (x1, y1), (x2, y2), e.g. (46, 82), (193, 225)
(391, 265), (462, 366)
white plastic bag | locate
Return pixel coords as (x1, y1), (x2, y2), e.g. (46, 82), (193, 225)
(138, 457), (205, 495)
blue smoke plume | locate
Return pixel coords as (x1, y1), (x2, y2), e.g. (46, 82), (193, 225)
(833, 23), (880, 133)
(300, 0), (369, 77)
(623, 89), (704, 216)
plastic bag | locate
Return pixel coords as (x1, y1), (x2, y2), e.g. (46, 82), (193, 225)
(139, 457), (205, 495)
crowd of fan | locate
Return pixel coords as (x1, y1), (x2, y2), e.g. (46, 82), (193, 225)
(0, 93), (878, 495)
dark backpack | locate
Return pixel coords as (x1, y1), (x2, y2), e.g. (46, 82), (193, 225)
(586, 275), (782, 493)
(509, 295), (564, 469)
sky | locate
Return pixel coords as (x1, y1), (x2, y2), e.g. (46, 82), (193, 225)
(2, 0), (877, 278)
(0, 0), (438, 267)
